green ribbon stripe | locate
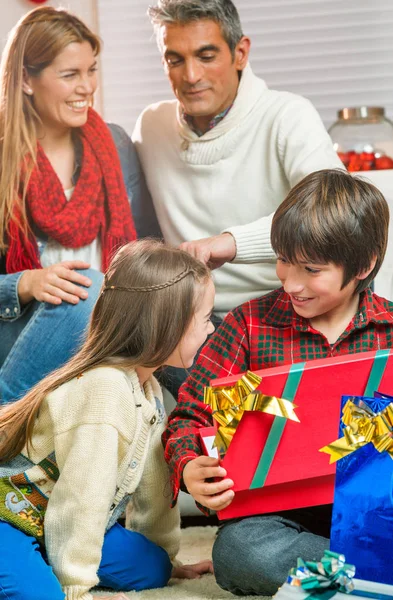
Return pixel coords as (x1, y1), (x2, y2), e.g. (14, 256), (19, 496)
(250, 362), (306, 489)
(363, 349), (390, 397)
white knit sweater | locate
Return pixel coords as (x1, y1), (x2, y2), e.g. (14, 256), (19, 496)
(4, 366), (180, 600)
(133, 64), (343, 317)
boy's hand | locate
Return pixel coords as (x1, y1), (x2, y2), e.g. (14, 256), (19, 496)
(183, 456), (234, 511)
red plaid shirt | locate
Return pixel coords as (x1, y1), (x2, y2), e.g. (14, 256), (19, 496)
(163, 287), (393, 505)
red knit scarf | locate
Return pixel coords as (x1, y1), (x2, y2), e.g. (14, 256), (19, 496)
(6, 108), (136, 274)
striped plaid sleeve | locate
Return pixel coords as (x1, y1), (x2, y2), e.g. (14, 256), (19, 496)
(162, 307), (251, 506)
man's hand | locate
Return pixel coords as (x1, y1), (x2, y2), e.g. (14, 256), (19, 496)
(183, 456), (234, 511)
(179, 233), (236, 269)
(172, 560), (214, 579)
(18, 261), (92, 305)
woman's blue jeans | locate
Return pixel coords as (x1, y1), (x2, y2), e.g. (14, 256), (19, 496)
(0, 521), (172, 600)
(0, 269), (103, 404)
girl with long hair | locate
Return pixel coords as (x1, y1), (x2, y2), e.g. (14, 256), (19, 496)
(0, 239), (214, 600)
(0, 6), (146, 404)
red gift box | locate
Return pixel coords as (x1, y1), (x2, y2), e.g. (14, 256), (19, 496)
(199, 349), (393, 520)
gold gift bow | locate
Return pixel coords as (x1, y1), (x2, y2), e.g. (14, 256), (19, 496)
(203, 371), (300, 457)
(319, 398), (393, 464)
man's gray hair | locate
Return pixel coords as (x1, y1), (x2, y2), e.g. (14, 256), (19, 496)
(148, 0), (244, 55)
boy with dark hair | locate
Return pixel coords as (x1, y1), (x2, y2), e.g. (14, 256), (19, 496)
(163, 169), (393, 597)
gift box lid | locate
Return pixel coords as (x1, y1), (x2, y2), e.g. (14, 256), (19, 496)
(200, 349), (393, 519)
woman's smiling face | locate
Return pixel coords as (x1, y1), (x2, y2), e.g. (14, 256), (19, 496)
(25, 41), (98, 135)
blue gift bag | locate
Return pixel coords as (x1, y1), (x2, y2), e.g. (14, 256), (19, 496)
(330, 392), (393, 585)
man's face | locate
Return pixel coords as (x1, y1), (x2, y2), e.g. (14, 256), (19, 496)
(160, 19), (250, 132)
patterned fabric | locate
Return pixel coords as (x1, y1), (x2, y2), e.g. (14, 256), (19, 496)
(183, 103), (233, 137)
(163, 287), (393, 505)
(6, 108), (136, 274)
(0, 455), (59, 542)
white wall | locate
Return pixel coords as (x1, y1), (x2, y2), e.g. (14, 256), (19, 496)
(0, 0), (101, 109)
(0, 0), (97, 43)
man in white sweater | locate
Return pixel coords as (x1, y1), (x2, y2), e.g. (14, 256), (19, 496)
(133, 0), (342, 315)
(132, 0), (342, 394)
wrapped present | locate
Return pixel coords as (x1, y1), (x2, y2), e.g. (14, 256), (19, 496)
(273, 550), (393, 600)
(273, 579), (393, 600)
(287, 550), (356, 594)
(325, 392), (393, 585)
(199, 349), (393, 520)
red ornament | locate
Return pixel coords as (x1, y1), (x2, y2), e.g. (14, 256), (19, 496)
(375, 156), (393, 170)
(338, 150), (393, 172)
(28, 0), (48, 4)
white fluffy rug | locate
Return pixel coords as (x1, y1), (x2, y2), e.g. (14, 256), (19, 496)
(96, 526), (268, 599)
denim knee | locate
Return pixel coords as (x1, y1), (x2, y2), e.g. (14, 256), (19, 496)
(0, 268), (104, 404)
(0, 585), (65, 600)
(45, 268), (103, 318)
(0, 522), (65, 600)
(79, 268), (104, 297)
(213, 525), (276, 596)
(213, 516), (329, 597)
(118, 541), (172, 590)
(98, 525), (172, 592)
(142, 544), (172, 590)
(114, 542), (172, 591)
(42, 268), (103, 343)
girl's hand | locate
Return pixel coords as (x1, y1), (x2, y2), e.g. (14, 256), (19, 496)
(18, 260), (92, 305)
(172, 560), (214, 579)
(92, 594), (129, 600)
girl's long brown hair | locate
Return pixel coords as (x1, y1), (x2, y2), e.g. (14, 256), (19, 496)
(0, 240), (211, 462)
(0, 6), (101, 253)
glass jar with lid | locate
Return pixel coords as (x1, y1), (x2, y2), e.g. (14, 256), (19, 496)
(328, 106), (393, 172)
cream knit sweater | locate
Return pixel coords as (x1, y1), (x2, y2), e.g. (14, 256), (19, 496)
(133, 64), (343, 317)
(1, 366), (180, 600)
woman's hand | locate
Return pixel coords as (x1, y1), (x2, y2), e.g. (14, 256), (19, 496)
(172, 560), (214, 579)
(18, 260), (92, 305)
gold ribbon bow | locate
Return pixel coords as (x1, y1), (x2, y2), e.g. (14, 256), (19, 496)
(319, 398), (393, 463)
(204, 371), (300, 457)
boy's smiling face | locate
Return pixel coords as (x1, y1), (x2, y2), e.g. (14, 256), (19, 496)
(276, 257), (360, 323)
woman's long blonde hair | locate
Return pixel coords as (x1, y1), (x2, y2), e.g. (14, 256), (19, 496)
(0, 7), (101, 254)
(0, 240), (211, 462)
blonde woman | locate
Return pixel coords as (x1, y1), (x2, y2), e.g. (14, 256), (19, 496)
(0, 240), (214, 600)
(0, 7), (153, 404)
